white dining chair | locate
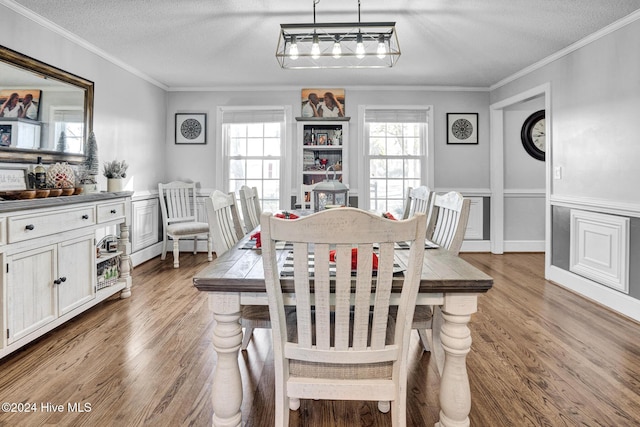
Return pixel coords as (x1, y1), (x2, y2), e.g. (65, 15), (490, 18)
(261, 208), (427, 425)
(205, 190), (270, 350)
(402, 185), (434, 221)
(239, 185), (261, 233)
(158, 181), (212, 268)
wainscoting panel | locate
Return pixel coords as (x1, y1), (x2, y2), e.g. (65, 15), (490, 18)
(570, 209), (629, 294)
(464, 197), (484, 240)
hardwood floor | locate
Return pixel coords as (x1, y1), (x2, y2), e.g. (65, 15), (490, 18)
(0, 252), (639, 426)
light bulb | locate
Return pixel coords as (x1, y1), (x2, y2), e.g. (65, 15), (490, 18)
(311, 34), (320, 59)
(377, 36), (386, 59)
(356, 33), (365, 59)
(289, 36), (298, 60)
(332, 40), (342, 58)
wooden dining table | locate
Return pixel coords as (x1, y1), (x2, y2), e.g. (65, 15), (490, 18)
(193, 229), (493, 427)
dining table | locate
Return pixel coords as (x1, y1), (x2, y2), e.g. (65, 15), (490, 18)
(193, 224), (493, 427)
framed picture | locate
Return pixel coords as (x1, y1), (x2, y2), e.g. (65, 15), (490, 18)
(0, 167), (27, 191)
(0, 89), (42, 121)
(0, 124), (12, 147)
(175, 113), (207, 144)
(317, 132), (328, 145)
(447, 113), (478, 144)
(301, 88), (345, 118)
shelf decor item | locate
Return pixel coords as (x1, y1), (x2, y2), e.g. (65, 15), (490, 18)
(103, 159), (128, 192)
(447, 113), (478, 144)
(46, 162), (75, 188)
(312, 166), (349, 212)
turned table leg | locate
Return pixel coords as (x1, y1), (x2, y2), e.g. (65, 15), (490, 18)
(209, 293), (243, 427)
(436, 293), (477, 427)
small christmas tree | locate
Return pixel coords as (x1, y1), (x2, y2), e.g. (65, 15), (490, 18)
(82, 131), (99, 184)
(56, 131), (67, 152)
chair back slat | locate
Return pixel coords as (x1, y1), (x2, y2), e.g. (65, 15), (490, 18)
(261, 208), (427, 366)
(239, 185), (262, 232)
(206, 190), (245, 255)
(428, 191), (470, 256)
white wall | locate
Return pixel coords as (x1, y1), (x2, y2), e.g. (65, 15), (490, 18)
(491, 17), (640, 208)
(167, 88), (490, 198)
(1, 4), (167, 192)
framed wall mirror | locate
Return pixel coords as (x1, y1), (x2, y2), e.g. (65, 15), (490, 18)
(0, 45), (93, 165)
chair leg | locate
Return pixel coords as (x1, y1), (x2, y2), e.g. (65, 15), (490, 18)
(241, 327), (254, 350)
(207, 235), (213, 261)
(418, 329), (431, 352)
(161, 236), (168, 260)
(193, 236), (198, 254)
(431, 306), (445, 376)
(173, 238), (180, 268)
(378, 401), (390, 413)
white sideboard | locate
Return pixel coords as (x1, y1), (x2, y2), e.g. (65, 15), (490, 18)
(0, 192), (132, 359)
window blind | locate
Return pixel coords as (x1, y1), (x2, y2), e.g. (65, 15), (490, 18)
(364, 109), (429, 123)
(220, 109), (285, 124)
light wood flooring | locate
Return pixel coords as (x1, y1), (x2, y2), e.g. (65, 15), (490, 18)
(0, 252), (639, 426)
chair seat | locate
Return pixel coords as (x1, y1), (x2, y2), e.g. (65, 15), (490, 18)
(166, 221), (209, 236)
(240, 305), (272, 328)
(388, 305), (433, 328)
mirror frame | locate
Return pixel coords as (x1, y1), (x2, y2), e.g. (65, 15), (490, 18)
(0, 45), (93, 165)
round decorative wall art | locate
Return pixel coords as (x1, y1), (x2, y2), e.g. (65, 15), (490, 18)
(175, 113), (207, 144)
(447, 113), (478, 144)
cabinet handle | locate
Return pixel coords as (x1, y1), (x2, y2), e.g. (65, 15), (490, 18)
(25, 224), (35, 230)
(54, 278), (61, 285)
(110, 209), (117, 214)
(60, 276), (67, 283)
(82, 214), (89, 220)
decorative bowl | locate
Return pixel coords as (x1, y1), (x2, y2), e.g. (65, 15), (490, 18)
(48, 188), (63, 197)
(61, 187), (75, 196)
(74, 187), (84, 195)
(18, 190), (36, 199)
(35, 189), (50, 198)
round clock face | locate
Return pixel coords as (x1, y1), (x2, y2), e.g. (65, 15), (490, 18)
(521, 110), (545, 161)
(451, 118), (473, 140)
(180, 118), (202, 140)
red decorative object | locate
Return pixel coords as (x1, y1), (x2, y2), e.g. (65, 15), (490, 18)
(329, 248), (378, 270)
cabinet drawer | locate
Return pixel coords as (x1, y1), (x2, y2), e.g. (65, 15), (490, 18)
(8, 206), (96, 243)
(97, 201), (126, 223)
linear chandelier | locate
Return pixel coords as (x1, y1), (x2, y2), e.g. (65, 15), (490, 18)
(276, 0), (400, 69)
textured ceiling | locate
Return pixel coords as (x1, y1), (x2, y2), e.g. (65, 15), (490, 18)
(11, 0), (640, 89)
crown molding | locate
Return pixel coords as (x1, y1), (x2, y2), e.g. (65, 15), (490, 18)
(491, 9), (640, 91)
(167, 85), (489, 92)
(1, 0), (168, 91)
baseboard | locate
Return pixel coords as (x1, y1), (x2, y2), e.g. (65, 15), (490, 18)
(131, 242), (163, 267)
(548, 265), (640, 323)
(503, 240), (545, 252)
(461, 240), (491, 252)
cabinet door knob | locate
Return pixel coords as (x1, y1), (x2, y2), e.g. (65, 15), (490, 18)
(82, 214), (89, 220)
(60, 276), (67, 282)
(25, 224), (35, 230)
(54, 278), (61, 285)
(110, 209), (117, 214)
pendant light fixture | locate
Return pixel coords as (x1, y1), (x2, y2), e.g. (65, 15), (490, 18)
(276, 0), (400, 69)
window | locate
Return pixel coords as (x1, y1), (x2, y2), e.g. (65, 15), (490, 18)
(50, 107), (84, 153)
(221, 108), (286, 213)
(364, 108), (429, 217)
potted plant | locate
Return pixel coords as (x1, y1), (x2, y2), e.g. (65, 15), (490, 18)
(103, 159), (128, 192)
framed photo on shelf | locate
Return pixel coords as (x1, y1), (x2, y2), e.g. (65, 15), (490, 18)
(175, 113), (207, 144)
(301, 88), (345, 118)
(316, 132), (328, 145)
(447, 113), (478, 144)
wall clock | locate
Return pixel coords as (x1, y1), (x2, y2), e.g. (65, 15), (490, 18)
(521, 110), (545, 161)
